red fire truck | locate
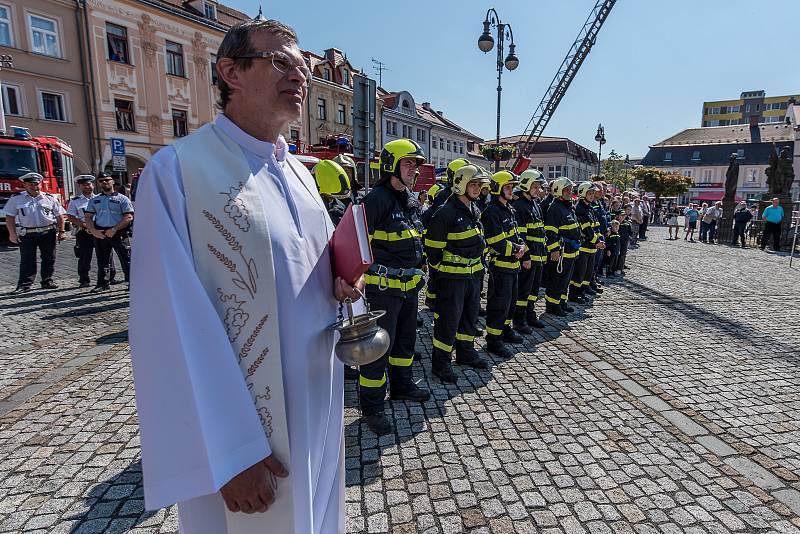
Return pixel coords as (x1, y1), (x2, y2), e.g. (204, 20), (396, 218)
(0, 127), (76, 240)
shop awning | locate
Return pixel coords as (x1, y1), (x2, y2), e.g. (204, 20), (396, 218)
(691, 191), (744, 202)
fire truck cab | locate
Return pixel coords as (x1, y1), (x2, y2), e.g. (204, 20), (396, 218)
(0, 127), (75, 239)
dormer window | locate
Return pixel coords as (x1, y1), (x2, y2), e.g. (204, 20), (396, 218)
(691, 150), (700, 161)
(323, 67), (331, 81)
(343, 69), (350, 85)
(402, 99), (410, 109)
(204, 1), (217, 20)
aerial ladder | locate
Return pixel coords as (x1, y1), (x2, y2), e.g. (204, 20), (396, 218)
(512, 0), (617, 173)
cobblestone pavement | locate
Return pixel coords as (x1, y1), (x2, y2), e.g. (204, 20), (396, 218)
(1, 228), (799, 533)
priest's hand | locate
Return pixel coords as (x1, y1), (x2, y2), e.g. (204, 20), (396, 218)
(220, 454), (289, 514)
(334, 275), (365, 302)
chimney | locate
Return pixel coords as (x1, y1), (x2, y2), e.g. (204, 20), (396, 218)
(422, 102), (431, 110)
(436, 110), (443, 117)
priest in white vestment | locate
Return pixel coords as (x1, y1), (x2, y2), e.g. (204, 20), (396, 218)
(129, 18), (360, 534)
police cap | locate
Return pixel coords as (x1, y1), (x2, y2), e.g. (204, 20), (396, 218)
(20, 172), (43, 184)
(75, 174), (96, 184)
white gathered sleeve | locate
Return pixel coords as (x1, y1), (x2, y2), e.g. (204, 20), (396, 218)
(129, 149), (271, 511)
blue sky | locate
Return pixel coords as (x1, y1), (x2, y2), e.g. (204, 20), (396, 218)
(238, 0), (799, 158)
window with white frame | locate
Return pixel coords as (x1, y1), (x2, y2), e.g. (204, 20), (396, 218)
(701, 168), (713, 183)
(736, 149), (745, 159)
(336, 103), (346, 125)
(203, 1), (217, 20)
(165, 41), (185, 76)
(114, 99), (135, 131)
(39, 91), (66, 121)
(682, 169), (693, 177)
(548, 166), (562, 180)
(106, 23), (129, 64)
(172, 109), (188, 137)
(2, 84), (22, 116)
(316, 97), (326, 120)
(432, 138), (437, 149)
(342, 69), (350, 85)
(210, 54), (218, 85)
(322, 67), (330, 81)
(29, 14), (61, 57)
(0, 5), (13, 47)
(692, 150), (700, 161)
(747, 169), (758, 183)
(446, 140), (451, 152)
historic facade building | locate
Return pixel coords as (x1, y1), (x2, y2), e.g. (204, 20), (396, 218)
(82, 0), (248, 182)
(0, 0), (94, 173)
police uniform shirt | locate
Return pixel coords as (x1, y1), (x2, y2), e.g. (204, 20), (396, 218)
(66, 193), (97, 220)
(2, 191), (65, 228)
(84, 192), (134, 227)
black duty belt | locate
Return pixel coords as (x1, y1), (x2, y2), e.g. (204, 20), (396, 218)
(366, 264), (425, 279)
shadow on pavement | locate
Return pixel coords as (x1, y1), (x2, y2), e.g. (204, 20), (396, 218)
(97, 330), (129, 344)
(67, 460), (155, 533)
(42, 300), (130, 319)
(0, 290), (128, 312)
(623, 278), (800, 358)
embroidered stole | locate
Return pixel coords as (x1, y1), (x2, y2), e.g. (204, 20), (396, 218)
(174, 124), (294, 533)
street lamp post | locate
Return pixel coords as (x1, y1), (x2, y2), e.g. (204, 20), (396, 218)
(478, 8), (519, 172)
(594, 123), (606, 179)
(624, 153), (630, 191)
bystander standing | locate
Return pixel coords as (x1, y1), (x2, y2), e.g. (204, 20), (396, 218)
(760, 197), (784, 252)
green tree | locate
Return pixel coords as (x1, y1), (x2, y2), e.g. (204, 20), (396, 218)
(601, 150), (626, 191)
(632, 167), (692, 200)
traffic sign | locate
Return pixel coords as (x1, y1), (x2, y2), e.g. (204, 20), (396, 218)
(352, 74), (376, 160)
(112, 155), (127, 171)
(111, 138), (126, 156)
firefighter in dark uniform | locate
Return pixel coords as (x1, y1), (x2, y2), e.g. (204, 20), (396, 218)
(421, 158), (470, 226)
(474, 179), (491, 214)
(538, 180), (556, 294)
(589, 192), (608, 294)
(481, 170), (527, 359)
(512, 169), (548, 331)
(360, 138), (431, 435)
(312, 159), (351, 226)
(332, 154), (359, 202)
(424, 164), (489, 383)
(543, 177), (581, 317)
(3, 172), (67, 292)
(539, 181), (555, 217)
(569, 182), (604, 304)
(422, 157), (469, 311)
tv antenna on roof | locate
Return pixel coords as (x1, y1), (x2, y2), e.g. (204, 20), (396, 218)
(371, 58), (389, 87)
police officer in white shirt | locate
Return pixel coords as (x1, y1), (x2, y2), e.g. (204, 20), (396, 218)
(66, 175), (98, 288)
(3, 172), (66, 292)
(84, 172), (134, 291)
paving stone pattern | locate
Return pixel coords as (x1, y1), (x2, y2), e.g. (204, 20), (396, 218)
(0, 228), (799, 533)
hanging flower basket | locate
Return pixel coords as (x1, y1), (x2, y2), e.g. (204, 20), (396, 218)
(481, 144), (515, 161)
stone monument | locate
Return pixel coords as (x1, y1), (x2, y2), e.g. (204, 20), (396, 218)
(761, 145), (796, 247)
(718, 153), (740, 243)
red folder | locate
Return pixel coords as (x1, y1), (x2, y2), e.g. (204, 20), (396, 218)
(330, 202), (373, 285)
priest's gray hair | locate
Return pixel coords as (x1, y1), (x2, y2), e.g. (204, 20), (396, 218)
(216, 19), (298, 110)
